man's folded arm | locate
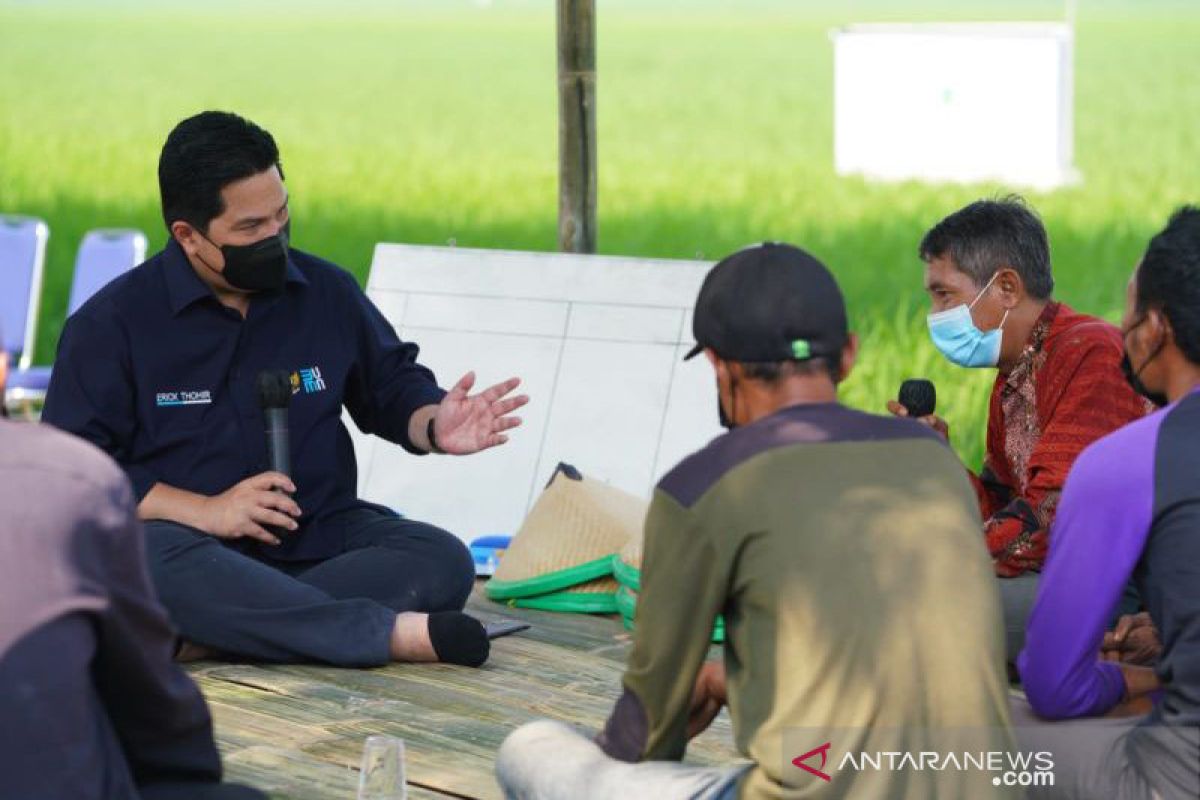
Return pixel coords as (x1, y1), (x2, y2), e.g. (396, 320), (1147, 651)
(1018, 437), (1152, 719)
(597, 491), (729, 762)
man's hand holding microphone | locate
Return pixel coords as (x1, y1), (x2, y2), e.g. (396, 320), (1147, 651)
(207, 367), (530, 545)
(887, 378), (950, 440)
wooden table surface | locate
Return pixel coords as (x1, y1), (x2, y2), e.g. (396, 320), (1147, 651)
(188, 583), (736, 799)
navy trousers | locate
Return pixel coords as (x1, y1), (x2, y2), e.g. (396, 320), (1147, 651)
(143, 508), (474, 667)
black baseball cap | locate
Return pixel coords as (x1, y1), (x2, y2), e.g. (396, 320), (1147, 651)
(684, 242), (848, 363)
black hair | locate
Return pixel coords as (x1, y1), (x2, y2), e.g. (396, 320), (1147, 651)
(741, 356), (840, 384)
(919, 195), (1054, 299)
(1136, 206), (1200, 364)
(158, 111), (282, 234)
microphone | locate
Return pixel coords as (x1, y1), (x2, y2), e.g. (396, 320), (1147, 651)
(256, 370), (293, 480)
(898, 379), (937, 419)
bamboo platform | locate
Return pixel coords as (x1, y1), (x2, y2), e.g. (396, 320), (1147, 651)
(187, 582), (738, 799)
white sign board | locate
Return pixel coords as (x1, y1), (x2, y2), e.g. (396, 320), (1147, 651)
(832, 23), (1077, 189)
(351, 245), (723, 543)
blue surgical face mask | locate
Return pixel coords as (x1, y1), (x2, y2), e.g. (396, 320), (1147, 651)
(927, 272), (1010, 369)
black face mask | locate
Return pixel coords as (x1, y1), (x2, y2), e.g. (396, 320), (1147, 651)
(717, 371), (738, 430)
(198, 220), (290, 293)
(1121, 315), (1169, 408)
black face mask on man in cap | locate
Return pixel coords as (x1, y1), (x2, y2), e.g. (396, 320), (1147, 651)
(717, 374), (737, 430)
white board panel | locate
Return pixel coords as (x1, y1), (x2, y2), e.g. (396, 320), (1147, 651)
(355, 244), (724, 542)
(656, 339), (723, 479)
(534, 337), (680, 506)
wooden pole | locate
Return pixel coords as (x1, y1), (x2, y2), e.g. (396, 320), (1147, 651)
(557, 0), (596, 253)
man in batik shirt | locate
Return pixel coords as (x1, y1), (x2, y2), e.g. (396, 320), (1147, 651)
(891, 198), (1149, 662)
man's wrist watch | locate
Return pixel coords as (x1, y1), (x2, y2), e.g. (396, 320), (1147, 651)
(426, 416), (445, 454)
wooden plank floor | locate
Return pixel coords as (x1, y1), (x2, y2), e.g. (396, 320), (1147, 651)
(187, 582), (738, 799)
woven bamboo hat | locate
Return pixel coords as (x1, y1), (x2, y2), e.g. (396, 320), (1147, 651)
(486, 463), (649, 602)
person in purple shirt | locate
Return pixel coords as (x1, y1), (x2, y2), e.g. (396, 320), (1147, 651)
(1011, 207), (1200, 799)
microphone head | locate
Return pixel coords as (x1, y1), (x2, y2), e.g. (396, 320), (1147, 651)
(256, 369), (293, 410)
(898, 379), (937, 419)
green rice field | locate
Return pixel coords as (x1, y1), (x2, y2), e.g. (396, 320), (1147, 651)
(2, 0), (1198, 467)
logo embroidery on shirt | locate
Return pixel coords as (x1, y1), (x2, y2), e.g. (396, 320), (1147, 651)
(156, 390), (213, 407)
(290, 366), (326, 394)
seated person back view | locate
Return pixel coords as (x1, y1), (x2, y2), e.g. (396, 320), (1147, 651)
(1013, 207), (1200, 800)
(42, 111), (529, 669)
(0, 414), (263, 799)
(497, 244), (1018, 799)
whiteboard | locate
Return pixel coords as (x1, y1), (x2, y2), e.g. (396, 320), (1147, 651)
(832, 23), (1078, 189)
(350, 244), (724, 543)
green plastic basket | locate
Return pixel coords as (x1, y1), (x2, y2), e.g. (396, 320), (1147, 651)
(615, 584), (638, 619)
(615, 585), (726, 643)
(486, 554), (617, 601)
(612, 553), (641, 592)
(509, 589), (619, 614)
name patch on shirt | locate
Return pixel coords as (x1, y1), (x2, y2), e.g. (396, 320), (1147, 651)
(289, 366), (327, 395)
(156, 390), (212, 407)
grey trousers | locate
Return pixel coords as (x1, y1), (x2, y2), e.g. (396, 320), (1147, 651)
(999, 573), (1041, 665)
(1009, 695), (1200, 799)
(496, 720), (749, 800)
(1001, 574), (1144, 666)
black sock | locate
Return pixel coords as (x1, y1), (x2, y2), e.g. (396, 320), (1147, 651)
(427, 611), (490, 668)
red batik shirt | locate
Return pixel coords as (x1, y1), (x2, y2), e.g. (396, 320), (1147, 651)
(972, 302), (1151, 577)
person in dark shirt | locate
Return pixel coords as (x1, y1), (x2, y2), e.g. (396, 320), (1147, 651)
(42, 111), (528, 668)
(1010, 207), (1200, 799)
(0, 413), (264, 800)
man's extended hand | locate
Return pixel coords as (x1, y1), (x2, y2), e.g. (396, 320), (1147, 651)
(1102, 612), (1162, 666)
(886, 399), (950, 441)
(686, 661), (728, 740)
(200, 471), (300, 546)
(432, 372), (529, 455)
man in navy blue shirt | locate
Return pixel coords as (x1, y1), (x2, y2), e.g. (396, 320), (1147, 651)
(43, 111), (528, 668)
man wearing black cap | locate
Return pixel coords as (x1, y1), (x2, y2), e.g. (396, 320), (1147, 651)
(497, 244), (1017, 799)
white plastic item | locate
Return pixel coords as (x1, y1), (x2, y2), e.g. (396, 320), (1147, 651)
(832, 23), (1078, 189)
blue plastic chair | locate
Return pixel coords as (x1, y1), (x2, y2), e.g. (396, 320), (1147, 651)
(67, 229), (147, 316)
(0, 215), (49, 374)
(5, 228), (146, 404)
